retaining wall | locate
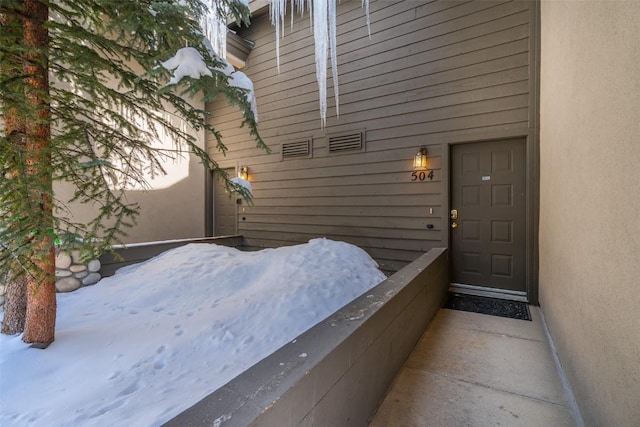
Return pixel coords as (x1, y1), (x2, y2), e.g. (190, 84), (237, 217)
(99, 236), (243, 277)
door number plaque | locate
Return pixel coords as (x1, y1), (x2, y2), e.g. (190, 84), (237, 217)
(411, 170), (434, 181)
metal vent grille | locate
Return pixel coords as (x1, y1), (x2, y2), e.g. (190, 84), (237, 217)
(281, 139), (311, 159)
(328, 132), (363, 153)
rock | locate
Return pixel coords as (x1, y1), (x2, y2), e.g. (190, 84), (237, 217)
(87, 259), (101, 272)
(73, 270), (89, 279)
(70, 264), (87, 273)
(0, 296), (4, 307)
(0, 284), (6, 296)
(55, 269), (73, 278)
(55, 251), (72, 269)
(71, 250), (82, 264)
(56, 277), (81, 293)
(82, 273), (101, 286)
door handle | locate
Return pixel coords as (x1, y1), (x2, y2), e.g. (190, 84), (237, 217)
(450, 209), (458, 220)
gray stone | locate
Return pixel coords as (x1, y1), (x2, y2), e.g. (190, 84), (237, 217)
(0, 284), (6, 296)
(55, 269), (73, 278)
(73, 270), (89, 279)
(87, 259), (101, 272)
(55, 251), (72, 269)
(70, 264), (87, 273)
(82, 273), (101, 286)
(56, 277), (81, 293)
(0, 296), (4, 307)
(29, 342), (51, 349)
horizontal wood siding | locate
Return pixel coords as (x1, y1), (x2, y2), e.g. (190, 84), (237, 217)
(208, 0), (535, 271)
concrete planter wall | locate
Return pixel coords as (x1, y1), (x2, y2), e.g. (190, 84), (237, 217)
(165, 247), (449, 427)
(99, 236), (243, 277)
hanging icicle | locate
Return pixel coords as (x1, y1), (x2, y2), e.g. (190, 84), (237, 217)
(292, 0), (307, 30)
(328, 0), (338, 119)
(290, 0), (295, 30)
(269, 0), (370, 127)
(362, 0), (371, 38)
(313, 0), (328, 127)
(199, 0), (228, 58)
(269, 0), (286, 71)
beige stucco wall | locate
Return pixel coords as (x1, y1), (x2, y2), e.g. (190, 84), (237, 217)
(54, 127), (207, 245)
(539, 1), (640, 425)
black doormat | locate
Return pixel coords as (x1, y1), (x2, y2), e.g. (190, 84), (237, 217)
(444, 292), (531, 321)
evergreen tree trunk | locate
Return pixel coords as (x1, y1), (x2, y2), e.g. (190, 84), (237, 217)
(21, 0), (56, 345)
(1, 271), (28, 335)
(0, 12), (28, 335)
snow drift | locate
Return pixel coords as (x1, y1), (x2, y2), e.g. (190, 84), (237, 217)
(0, 239), (386, 426)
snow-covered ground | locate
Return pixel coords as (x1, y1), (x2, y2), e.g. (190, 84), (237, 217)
(0, 239), (386, 426)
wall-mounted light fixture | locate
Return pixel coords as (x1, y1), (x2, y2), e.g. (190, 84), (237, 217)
(238, 166), (249, 181)
(413, 147), (428, 170)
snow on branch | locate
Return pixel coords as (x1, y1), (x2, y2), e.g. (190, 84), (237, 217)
(160, 1), (259, 122)
(229, 70), (259, 122)
(160, 46), (259, 123)
(161, 47), (212, 85)
(230, 176), (252, 194)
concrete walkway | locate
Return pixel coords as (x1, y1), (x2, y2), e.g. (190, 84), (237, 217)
(369, 306), (576, 426)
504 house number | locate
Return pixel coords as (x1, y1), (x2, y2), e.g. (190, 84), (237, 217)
(411, 170), (434, 181)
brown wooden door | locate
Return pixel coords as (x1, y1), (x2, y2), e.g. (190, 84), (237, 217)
(450, 139), (527, 292)
(214, 168), (237, 236)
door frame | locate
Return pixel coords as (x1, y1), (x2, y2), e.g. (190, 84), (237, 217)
(206, 167), (240, 238)
(444, 134), (539, 304)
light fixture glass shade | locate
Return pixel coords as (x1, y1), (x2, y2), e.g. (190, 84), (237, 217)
(413, 148), (427, 169)
(239, 166), (249, 180)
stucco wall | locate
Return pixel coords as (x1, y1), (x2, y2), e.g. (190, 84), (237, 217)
(539, 1), (640, 425)
(54, 126), (206, 245)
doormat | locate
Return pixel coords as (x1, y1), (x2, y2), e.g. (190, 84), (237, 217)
(444, 292), (531, 321)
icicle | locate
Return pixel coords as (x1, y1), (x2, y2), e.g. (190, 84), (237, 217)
(269, 0), (286, 71)
(267, 0), (369, 126)
(291, 0), (309, 31)
(362, 0), (371, 38)
(199, 0), (228, 58)
(297, 0), (306, 14)
(328, 0), (339, 118)
(313, 0), (328, 127)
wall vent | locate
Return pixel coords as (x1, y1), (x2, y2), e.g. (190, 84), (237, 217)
(281, 139), (311, 159)
(328, 131), (364, 153)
